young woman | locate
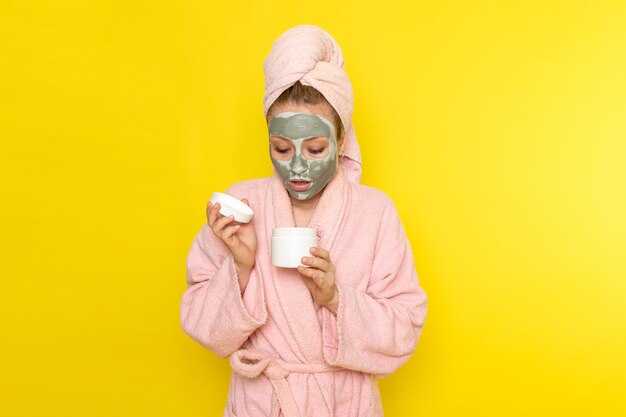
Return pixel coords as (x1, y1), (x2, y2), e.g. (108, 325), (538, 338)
(180, 24), (428, 417)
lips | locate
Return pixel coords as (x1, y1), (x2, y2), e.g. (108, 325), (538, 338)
(289, 179), (312, 192)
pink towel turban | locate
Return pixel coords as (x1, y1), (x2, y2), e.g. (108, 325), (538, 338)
(263, 24), (362, 184)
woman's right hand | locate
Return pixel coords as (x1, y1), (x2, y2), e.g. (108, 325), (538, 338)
(206, 199), (257, 287)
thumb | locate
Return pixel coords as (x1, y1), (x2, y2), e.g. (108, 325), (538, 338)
(241, 197), (251, 207)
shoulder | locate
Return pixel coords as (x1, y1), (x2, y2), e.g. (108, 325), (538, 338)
(221, 176), (274, 217)
(349, 182), (396, 214)
(348, 183), (406, 240)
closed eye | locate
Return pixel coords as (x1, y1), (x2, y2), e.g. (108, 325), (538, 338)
(273, 146), (290, 154)
(308, 147), (326, 155)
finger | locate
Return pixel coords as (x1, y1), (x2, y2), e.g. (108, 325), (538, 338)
(297, 266), (328, 289)
(212, 214), (236, 234)
(301, 256), (330, 272)
(310, 246), (330, 262)
(207, 202), (221, 226)
(241, 197), (251, 207)
(297, 264), (317, 278)
(221, 224), (241, 241)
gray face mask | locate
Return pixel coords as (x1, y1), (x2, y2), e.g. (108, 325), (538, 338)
(268, 112), (338, 200)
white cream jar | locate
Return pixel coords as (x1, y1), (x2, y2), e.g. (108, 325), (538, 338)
(271, 227), (318, 268)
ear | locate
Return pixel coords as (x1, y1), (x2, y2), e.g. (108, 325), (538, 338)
(338, 137), (345, 157)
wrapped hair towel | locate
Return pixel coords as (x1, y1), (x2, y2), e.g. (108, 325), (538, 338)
(263, 24), (362, 184)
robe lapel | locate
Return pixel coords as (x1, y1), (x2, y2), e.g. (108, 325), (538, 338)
(263, 168), (350, 362)
(306, 167), (350, 254)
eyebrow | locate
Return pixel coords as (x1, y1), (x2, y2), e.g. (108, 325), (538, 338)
(270, 135), (292, 141)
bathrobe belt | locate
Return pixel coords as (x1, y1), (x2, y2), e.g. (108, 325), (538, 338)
(230, 348), (342, 417)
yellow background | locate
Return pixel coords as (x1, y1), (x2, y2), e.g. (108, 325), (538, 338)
(1, 1), (625, 416)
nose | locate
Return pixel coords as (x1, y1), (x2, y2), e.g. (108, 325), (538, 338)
(290, 153), (308, 175)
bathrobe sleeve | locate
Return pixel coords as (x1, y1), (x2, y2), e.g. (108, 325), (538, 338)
(320, 196), (428, 376)
(180, 215), (267, 358)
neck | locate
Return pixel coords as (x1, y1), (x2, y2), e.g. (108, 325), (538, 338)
(291, 193), (320, 227)
(290, 192), (321, 212)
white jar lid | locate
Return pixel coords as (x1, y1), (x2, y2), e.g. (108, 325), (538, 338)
(209, 192), (254, 223)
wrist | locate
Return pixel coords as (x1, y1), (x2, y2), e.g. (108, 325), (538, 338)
(234, 262), (253, 294)
(234, 259), (254, 276)
(235, 263), (252, 276)
(325, 286), (340, 315)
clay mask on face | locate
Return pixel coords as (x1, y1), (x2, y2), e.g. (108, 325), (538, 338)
(268, 112), (338, 200)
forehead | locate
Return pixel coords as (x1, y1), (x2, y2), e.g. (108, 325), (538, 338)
(267, 101), (336, 121)
(268, 112), (333, 140)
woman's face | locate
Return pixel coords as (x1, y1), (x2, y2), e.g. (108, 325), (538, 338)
(267, 102), (343, 201)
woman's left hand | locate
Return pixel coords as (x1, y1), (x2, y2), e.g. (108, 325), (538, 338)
(298, 247), (339, 315)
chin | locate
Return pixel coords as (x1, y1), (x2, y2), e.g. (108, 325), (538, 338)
(286, 187), (314, 201)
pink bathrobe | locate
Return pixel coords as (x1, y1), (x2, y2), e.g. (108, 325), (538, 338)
(180, 167), (428, 417)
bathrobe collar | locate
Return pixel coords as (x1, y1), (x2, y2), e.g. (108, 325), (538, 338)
(262, 166), (351, 362)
